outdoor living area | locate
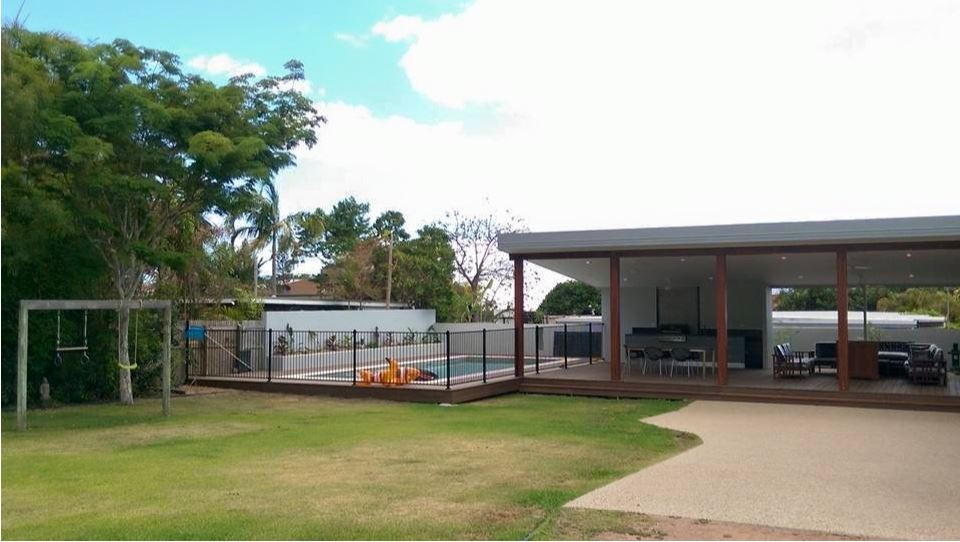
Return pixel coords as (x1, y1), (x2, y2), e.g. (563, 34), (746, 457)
(500, 216), (960, 409)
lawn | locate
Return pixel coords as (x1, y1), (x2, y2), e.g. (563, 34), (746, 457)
(1, 390), (698, 540)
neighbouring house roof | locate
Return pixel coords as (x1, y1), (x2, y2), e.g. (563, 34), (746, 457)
(773, 311), (946, 329)
(278, 279), (320, 296)
(190, 298), (411, 311)
(498, 215), (960, 254)
(544, 315), (604, 324)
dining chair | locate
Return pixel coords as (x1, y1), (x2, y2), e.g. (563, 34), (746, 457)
(643, 346), (666, 376)
(671, 346), (693, 377)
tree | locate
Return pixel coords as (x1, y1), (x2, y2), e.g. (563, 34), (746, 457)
(538, 281), (601, 316)
(315, 238), (381, 302)
(775, 286), (901, 312)
(440, 210), (526, 322)
(2, 26), (324, 404)
(774, 288), (838, 311)
(372, 210), (407, 308)
(319, 196), (371, 261)
(230, 183), (322, 295)
(372, 210), (410, 241)
(391, 225), (465, 321)
(877, 288), (959, 328)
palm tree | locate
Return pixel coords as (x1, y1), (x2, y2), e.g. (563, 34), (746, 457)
(230, 182), (299, 296)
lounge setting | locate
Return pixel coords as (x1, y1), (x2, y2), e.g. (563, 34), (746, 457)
(774, 340), (950, 386)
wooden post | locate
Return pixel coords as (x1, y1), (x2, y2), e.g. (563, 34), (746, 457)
(514, 258), (524, 377)
(162, 304), (172, 417)
(610, 254), (621, 381)
(837, 250), (849, 391)
(15, 299), (174, 430)
(17, 302), (28, 431)
(715, 254), (728, 385)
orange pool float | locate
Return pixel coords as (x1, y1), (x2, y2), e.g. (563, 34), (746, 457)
(357, 358), (425, 386)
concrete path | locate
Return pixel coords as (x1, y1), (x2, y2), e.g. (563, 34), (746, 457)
(568, 401), (960, 540)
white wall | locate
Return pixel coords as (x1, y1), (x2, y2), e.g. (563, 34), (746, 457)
(433, 322), (598, 360)
(433, 322), (513, 333)
(263, 309), (436, 333)
(699, 281), (767, 330)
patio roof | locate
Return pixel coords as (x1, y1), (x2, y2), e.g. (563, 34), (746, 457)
(499, 215), (960, 254)
(499, 215), (960, 288)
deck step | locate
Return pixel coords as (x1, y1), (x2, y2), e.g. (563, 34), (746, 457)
(520, 378), (960, 412)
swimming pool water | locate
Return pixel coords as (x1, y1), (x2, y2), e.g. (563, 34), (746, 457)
(320, 356), (561, 381)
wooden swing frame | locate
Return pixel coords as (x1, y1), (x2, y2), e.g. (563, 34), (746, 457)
(16, 299), (173, 431)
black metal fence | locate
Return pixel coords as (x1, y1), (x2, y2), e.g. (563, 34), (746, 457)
(185, 323), (604, 389)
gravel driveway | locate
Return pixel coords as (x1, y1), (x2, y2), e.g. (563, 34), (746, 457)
(568, 401), (960, 540)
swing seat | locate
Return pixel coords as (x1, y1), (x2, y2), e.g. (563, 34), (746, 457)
(55, 346), (89, 353)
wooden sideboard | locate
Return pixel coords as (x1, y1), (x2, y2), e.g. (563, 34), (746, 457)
(849, 341), (879, 380)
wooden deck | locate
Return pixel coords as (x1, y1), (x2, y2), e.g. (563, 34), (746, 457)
(532, 361), (960, 396)
(192, 361), (960, 411)
(520, 363), (960, 411)
(192, 375), (521, 404)
(522, 362), (960, 411)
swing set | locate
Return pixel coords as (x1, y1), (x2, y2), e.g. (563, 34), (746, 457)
(16, 299), (173, 431)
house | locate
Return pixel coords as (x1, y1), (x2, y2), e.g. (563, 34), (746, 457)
(498, 215), (960, 407)
(278, 279), (321, 297)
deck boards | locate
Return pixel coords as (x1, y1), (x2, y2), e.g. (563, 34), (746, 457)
(528, 361), (959, 397)
(193, 361), (960, 411)
(522, 361), (960, 411)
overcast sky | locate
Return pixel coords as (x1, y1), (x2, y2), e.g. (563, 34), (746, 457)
(17, 0), (960, 304)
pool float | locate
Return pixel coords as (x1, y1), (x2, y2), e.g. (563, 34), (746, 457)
(414, 369), (438, 382)
(357, 358), (432, 386)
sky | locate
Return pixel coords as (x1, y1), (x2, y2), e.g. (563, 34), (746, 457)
(9, 0), (960, 304)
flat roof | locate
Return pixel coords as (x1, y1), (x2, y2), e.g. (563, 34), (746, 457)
(191, 298), (411, 310)
(499, 215), (960, 255)
(773, 311), (945, 328)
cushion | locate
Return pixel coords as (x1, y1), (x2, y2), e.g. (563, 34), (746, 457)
(815, 342), (837, 359)
(878, 351), (909, 362)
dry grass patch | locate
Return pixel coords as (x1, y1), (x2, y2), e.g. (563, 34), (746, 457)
(2, 391), (695, 540)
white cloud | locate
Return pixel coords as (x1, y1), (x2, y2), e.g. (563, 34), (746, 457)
(186, 53), (266, 77)
(277, 79), (315, 95)
(371, 15), (427, 42)
(335, 32), (368, 48)
(279, 0), (960, 303)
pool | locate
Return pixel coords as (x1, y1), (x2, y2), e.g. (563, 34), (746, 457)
(311, 355), (564, 383)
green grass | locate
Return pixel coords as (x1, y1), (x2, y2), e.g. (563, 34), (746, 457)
(2, 391), (698, 540)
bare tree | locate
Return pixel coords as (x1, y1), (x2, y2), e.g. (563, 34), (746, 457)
(440, 210), (533, 322)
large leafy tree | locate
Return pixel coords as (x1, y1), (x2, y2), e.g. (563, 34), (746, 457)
(878, 288), (959, 328)
(775, 286), (898, 311)
(538, 280), (601, 316)
(391, 225), (466, 321)
(315, 238), (381, 302)
(319, 196), (371, 261)
(372, 210), (410, 241)
(2, 25), (324, 404)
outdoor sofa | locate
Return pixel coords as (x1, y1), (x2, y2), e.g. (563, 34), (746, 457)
(810, 340), (947, 386)
(773, 343), (814, 378)
(906, 343), (948, 386)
